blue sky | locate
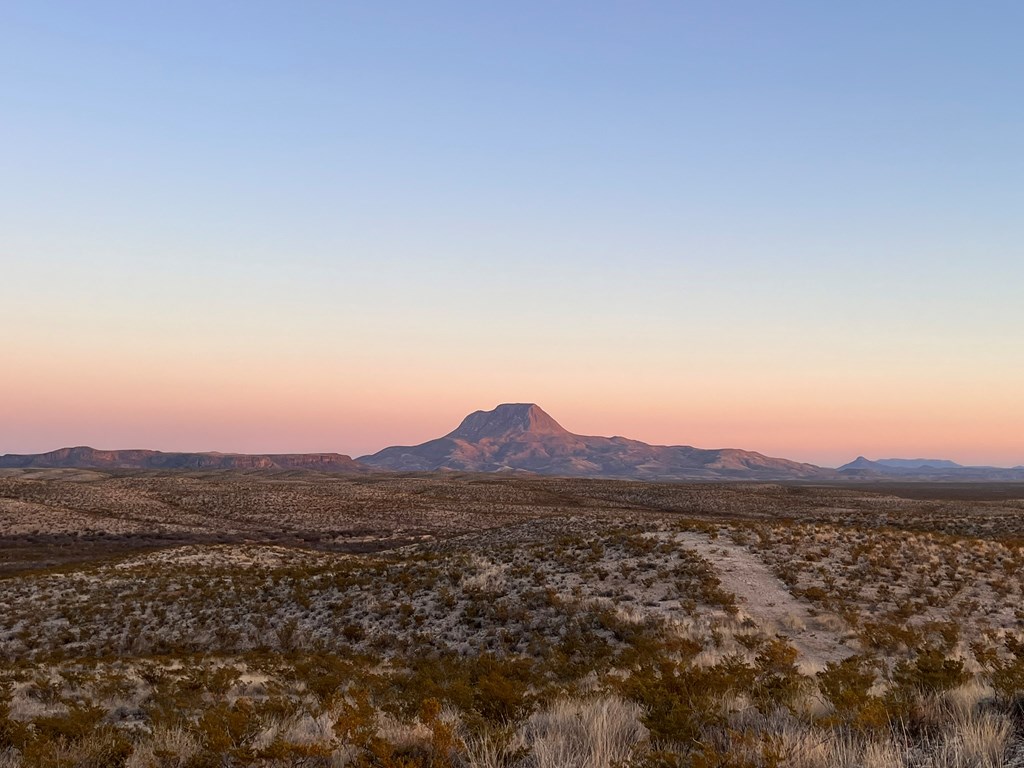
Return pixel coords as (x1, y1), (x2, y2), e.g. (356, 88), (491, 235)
(2, 2), (1022, 464)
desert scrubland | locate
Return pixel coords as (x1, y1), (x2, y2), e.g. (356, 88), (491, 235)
(1, 470), (1024, 766)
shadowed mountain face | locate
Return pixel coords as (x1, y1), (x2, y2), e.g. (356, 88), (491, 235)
(0, 447), (369, 472)
(360, 403), (834, 480)
(838, 456), (1024, 480)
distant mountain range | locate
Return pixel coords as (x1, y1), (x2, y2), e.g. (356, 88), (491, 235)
(358, 403), (831, 480)
(0, 447), (367, 472)
(837, 456), (1024, 480)
(3, 404), (1022, 482)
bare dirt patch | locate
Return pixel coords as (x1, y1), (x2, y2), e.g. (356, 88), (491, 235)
(671, 531), (857, 670)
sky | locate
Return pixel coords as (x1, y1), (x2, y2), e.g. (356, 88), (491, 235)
(2, 1), (1023, 467)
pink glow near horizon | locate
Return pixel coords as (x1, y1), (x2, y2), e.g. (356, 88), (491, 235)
(3, 351), (1022, 466)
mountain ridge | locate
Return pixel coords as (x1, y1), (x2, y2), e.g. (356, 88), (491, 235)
(837, 455), (1024, 480)
(359, 403), (835, 480)
(0, 446), (369, 472)
(7, 406), (1021, 481)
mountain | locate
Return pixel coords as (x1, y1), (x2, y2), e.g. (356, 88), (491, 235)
(0, 447), (370, 473)
(838, 456), (1024, 480)
(876, 458), (963, 470)
(359, 403), (834, 480)
(11, 411), (1019, 482)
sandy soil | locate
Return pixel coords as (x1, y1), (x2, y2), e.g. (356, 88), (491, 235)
(672, 531), (858, 671)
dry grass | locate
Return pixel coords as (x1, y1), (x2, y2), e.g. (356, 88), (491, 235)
(0, 473), (1023, 765)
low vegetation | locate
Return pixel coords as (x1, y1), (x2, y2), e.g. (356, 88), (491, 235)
(1, 471), (1023, 765)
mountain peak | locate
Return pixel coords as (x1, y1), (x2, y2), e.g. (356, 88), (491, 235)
(839, 456), (969, 473)
(446, 403), (569, 441)
(361, 403), (832, 479)
(841, 456), (875, 469)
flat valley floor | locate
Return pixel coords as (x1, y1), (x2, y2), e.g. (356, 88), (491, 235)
(1, 470), (1024, 767)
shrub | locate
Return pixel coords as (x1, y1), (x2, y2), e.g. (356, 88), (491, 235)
(386, 654), (536, 727)
(624, 660), (740, 745)
(892, 648), (969, 695)
(334, 687), (378, 748)
(816, 655), (887, 731)
(21, 728), (132, 768)
(0, 685), (28, 750)
(32, 704), (106, 743)
(980, 636), (1024, 710)
(194, 699), (261, 758)
(750, 639), (806, 711)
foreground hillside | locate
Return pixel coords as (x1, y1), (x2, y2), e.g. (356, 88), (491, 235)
(1, 471), (1024, 766)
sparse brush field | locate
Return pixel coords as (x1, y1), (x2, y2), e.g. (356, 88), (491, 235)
(1, 471), (1024, 766)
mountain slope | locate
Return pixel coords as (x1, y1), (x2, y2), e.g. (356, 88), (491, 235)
(0, 447), (370, 473)
(360, 403), (834, 480)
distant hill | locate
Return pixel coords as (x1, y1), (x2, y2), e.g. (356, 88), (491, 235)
(359, 403), (835, 481)
(876, 458), (963, 470)
(838, 456), (1024, 480)
(9, 413), (1021, 482)
(0, 447), (370, 473)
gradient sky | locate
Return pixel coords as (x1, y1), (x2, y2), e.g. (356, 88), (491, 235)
(2, 2), (1023, 467)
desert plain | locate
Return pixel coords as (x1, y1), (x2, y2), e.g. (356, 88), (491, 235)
(1, 469), (1023, 767)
